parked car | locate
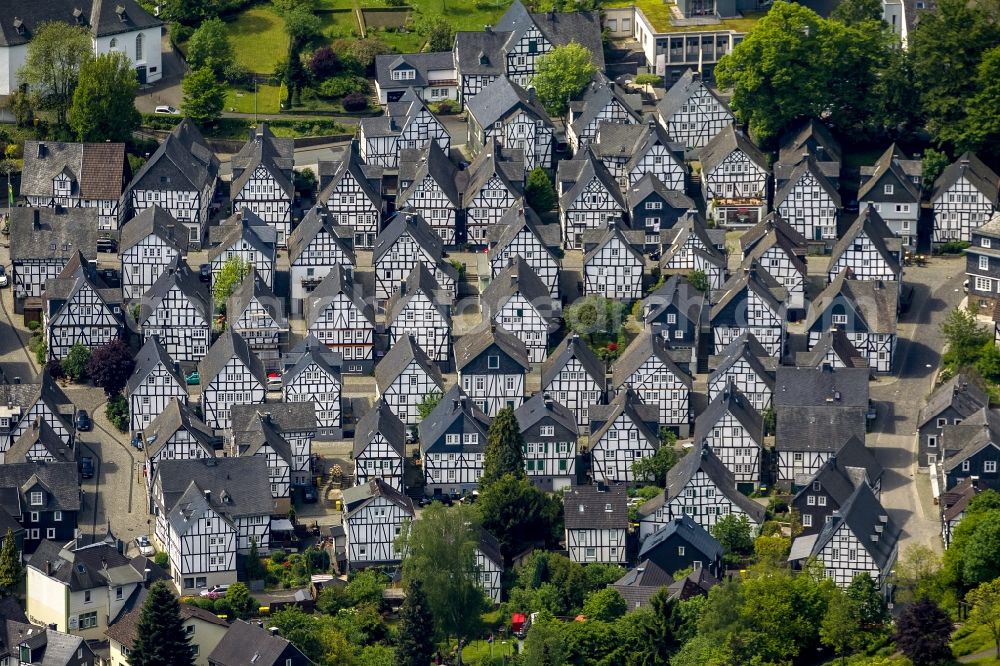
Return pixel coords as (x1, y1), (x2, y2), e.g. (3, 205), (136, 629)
(96, 237), (118, 253)
(135, 535), (155, 557)
(76, 410), (92, 431)
(154, 105), (179, 115)
(0, 266), (9, 288)
(200, 584), (229, 598)
(199, 263), (211, 283)
(185, 371), (200, 385)
(79, 456), (94, 479)
(130, 433), (144, 450)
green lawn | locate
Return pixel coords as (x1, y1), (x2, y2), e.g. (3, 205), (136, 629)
(603, 0), (761, 33)
(230, 6), (289, 74)
(319, 10), (360, 40)
(224, 84), (284, 114)
(316, 0), (355, 8)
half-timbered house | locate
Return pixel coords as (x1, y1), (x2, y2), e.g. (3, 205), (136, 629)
(541, 334), (607, 428)
(6, 417), (73, 464)
(229, 132), (294, 246)
(707, 333), (775, 412)
(131, 258), (211, 363)
(916, 373), (988, 468)
(397, 143), (462, 245)
(557, 149), (627, 249)
(776, 119), (842, 187)
(359, 89), (451, 169)
(342, 479), (414, 569)
(805, 269), (899, 374)
(208, 209), (277, 290)
(479, 257), (560, 365)
(465, 75), (554, 173)
(692, 385), (764, 491)
(374, 51), (458, 104)
(641, 274), (706, 362)
(582, 222), (646, 301)
(612, 330), (692, 436)
(317, 142), (383, 248)
(21, 141), (129, 230)
(119, 205), (187, 300)
(566, 77), (641, 151)
(282, 335), (343, 435)
(827, 208), (902, 283)
(941, 477), (979, 548)
(126, 336), (186, 433)
(43, 253), (123, 360)
(487, 206), (562, 298)
(658, 213), (728, 291)
(655, 69), (734, 151)
(931, 152), (1000, 245)
(589, 387), (660, 485)
(476, 530), (504, 604)
(788, 482), (899, 590)
(0, 373), (76, 457)
(638, 514), (724, 579)
(738, 215), (810, 311)
(10, 208), (98, 301)
(515, 393), (578, 491)
(592, 118), (686, 191)
(858, 144), (922, 248)
(965, 214), (1000, 311)
(456, 324), (529, 417)
(352, 400), (406, 492)
(374, 334), (445, 428)
(230, 403), (316, 488)
(198, 329), (267, 431)
(564, 484), (628, 564)
(795, 327), (870, 370)
(151, 457), (272, 593)
(638, 444), (766, 537)
(700, 125), (770, 227)
(627, 173), (696, 248)
(791, 436), (884, 535)
(709, 265), (787, 357)
(774, 365), (870, 485)
(287, 205), (357, 315)
(452, 27), (508, 105)
(373, 212), (458, 308)
(229, 411), (293, 511)
(938, 410), (1000, 492)
(385, 263), (453, 364)
(0, 462), (79, 554)
(304, 265), (376, 374)
(419, 386), (491, 496)
(140, 398), (218, 488)
(126, 119), (219, 248)
(227, 270), (289, 373)
(462, 142), (525, 247)
(773, 157), (843, 248)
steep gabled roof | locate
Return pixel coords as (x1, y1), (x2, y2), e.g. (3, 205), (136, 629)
(10, 207), (99, 262)
(611, 329), (692, 390)
(700, 125), (769, 176)
(556, 147), (627, 212)
(135, 257), (210, 328)
(343, 478), (415, 519)
(373, 334), (444, 393)
(495, 0), (605, 70)
(454, 323), (530, 372)
(917, 373), (989, 431)
(642, 273), (707, 329)
(487, 206), (562, 260)
(234, 412), (293, 465)
(542, 335), (606, 390)
(126, 335), (184, 395)
(7, 418), (73, 464)
(287, 205), (358, 268)
(941, 410), (1000, 472)
(582, 222), (645, 265)
(773, 156), (843, 209)
(592, 118), (684, 175)
(304, 264), (374, 328)
(282, 334), (343, 387)
(656, 69), (731, 124)
(740, 213), (809, 257)
(207, 209), (277, 262)
(801, 482), (899, 570)
(708, 333), (776, 387)
(417, 385), (491, 448)
(777, 118), (842, 167)
(649, 444), (765, 523)
(227, 268), (289, 332)
(142, 399), (216, 458)
(589, 387), (659, 448)
(627, 172), (696, 212)
(21, 141), (129, 201)
(638, 514), (723, 562)
(479, 257), (560, 327)
(461, 140), (524, 201)
(208, 619), (314, 666)
(466, 75), (551, 129)
(858, 143), (921, 202)
(710, 265), (787, 323)
(373, 211), (446, 265)
(796, 328), (870, 369)
(129, 119), (218, 194)
(514, 393), (578, 435)
(829, 207), (901, 276)
(119, 204), (187, 254)
(931, 152), (1000, 205)
(316, 142), (383, 212)
(804, 268), (899, 335)
(773, 366), (869, 452)
(0, 0), (162, 47)
(692, 384), (764, 445)
(352, 400), (405, 459)
(155, 457), (273, 521)
(564, 483), (627, 530)
(197, 329), (267, 388)
(568, 78), (641, 139)
(398, 142), (462, 207)
(385, 263), (453, 325)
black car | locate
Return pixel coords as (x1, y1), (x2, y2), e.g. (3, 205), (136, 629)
(199, 264), (212, 282)
(75, 410), (92, 431)
(96, 238), (118, 253)
(79, 457), (94, 479)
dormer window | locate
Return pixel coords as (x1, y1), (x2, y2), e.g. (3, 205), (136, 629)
(20, 646), (29, 663)
(13, 18), (25, 36)
(604, 503), (612, 512)
(391, 69), (416, 81)
(30, 491), (42, 506)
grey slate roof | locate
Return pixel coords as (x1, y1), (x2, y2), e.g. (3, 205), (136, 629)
(21, 141), (128, 201)
(7, 419), (72, 464)
(804, 268), (899, 335)
(659, 213), (727, 271)
(417, 385), (491, 450)
(453, 28), (508, 77)
(656, 69), (731, 125)
(126, 335), (184, 395)
(710, 265), (787, 323)
(227, 268), (289, 332)
(208, 619), (313, 666)
(563, 483), (627, 530)
(611, 559), (675, 609)
(542, 334), (606, 390)
(589, 387), (659, 448)
(582, 222), (645, 265)
(479, 257), (560, 327)
(373, 334), (443, 394)
(287, 205), (357, 268)
(454, 323), (530, 372)
(142, 398), (217, 458)
(232, 412), (293, 465)
(557, 147), (627, 212)
(197, 329), (268, 389)
(592, 118), (684, 175)
(361, 89), (448, 140)
(773, 366), (870, 452)
(466, 75), (551, 129)
(917, 373), (989, 431)
(154, 457), (273, 520)
(119, 204), (187, 254)
(230, 134), (295, 201)
(231, 402), (317, 437)
(798, 481), (899, 570)
(858, 143), (921, 202)
(692, 384), (764, 445)
(931, 152), (1000, 205)
(304, 264), (375, 330)
(700, 125), (770, 177)
(207, 209), (277, 262)
(708, 333), (776, 387)
(494, 0), (605, 68)
(792, 436), (882, 502)
(0, 0), (162, 46)
(941, 477), (978, 523)
(352, 400), (405, 459)
(773, 156), (843, 209)
(10, 208), (98, 262)
(638, 513), (723, 562)
(777, 118), (842, 168)
(129, 118), (218, 195)
(462, 140), (524, 201)
(397, 142), (462, 207)
(487, 206), (562, 258)
(941, 410), (1000, 473)
(514, 393), (578, 436)
(795, 328), (869, 369)
(568, 78), (641, 140)
(0, 373), (75, 432)
(627, 172), (696, 212)
(375, 51), (456, 92)
(0, 462), (80, 513)
(374, 211), (448, 266)
(134, 258), (211, 329)
(282, 335), (343, 388)
(343, 478), (414, 519)
(230, 124), (294, 178)
(829, 208), (901, 277)
(612, 329), (692, 390)
(642, 273), (707, 330)
(385, 262), (453, 326)
(740, 213), (809, 257)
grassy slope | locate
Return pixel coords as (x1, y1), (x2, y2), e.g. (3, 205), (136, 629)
(230, 6), (289, 74)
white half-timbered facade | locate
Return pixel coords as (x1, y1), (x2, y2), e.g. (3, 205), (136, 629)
(693, 385), (764, 490)
(359, 89), (451, 169)
(132, 258), (211, 364)
(589, 387), (660, 485)
(827, 208), (902, 283)
(710, 266), (787, 357)
(140, 399), (217, 488)
(230, 126), (295, 246)
(858, 144), (922, 248)
(126, 336), (187, 433)
(476, 531), (504, 604)
(304, 265), (377, 375)
(230, 412), (293, 508)
(931, 152), (999, 244)
(419, 386), (491, 496)
(198, 330), (267, 431)
(707, 333), (775, 412)
(208, 209), (277, 290)
(386, 264), (453, 364)
(230, 403), (317, 489)
(352, 400), (406, 492)
(10, 207), (98, 300)
(287, 205), (357, 316)
(374, 334), (445, 428)
(465, 75), (554, 174)
(282, 335), (343, 435)
(564, 484), (628, 564)
(456, 324), (529, 417)
(557, 148), (627, 249)
(119, 205), (187, 301)
(479, 257), (560, 365)
(397, 142), (462, 245)
(739, 215), (809, 311)
(227, 270), (289, 373)
(463, 143), (524, 247)
(317, 142), (384, 249)
(0, 373), (76, 457)
(658, 213), (728, 291)
(700, 126), (770, 227)
(487, 206), (561, 298)
(541, 335), (607, 428)
(655, 69), (734, 151)
(582, 223), (646, 301)
(566, 78), (641, 151)
(342, 479), (414, 569)
(592, 119), (686, 191)
(373, 212), (458, 307)
(638, 444), (766, 537)
(774, 158), (842, 246)
(612, 330), (692, 437)
(515, 393), (578, 491)
(44, 254), (124, 361)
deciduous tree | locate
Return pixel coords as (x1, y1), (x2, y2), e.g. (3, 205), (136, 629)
(182, 68), (225, 126)
(481, 406), (526, 488)
(525, 166), (557, 212)
(69, 52), (141, 143)
(477, 473), (562, 559)
(969, 578), (1000, 658)
(186, 18), (233, 79)
(87, 340), (136, 397)
(632, 432), (680, 486)
(416, 390), (443, 421)
(19, 22), (91, 126)
(581, 588), (627, 621)
(830, 0), (883, 24)
(711, 514), (755, 565)
(0, 528), (23, 595)
(821, 586), (863, 664)
(212, 256), (250, 310)
(396, 578), (435, 666)
(531, 42), (597, 116)
(130, 581), (194, 666)
(225, 582), (257, 620)
(895, 597), (953, 666)
(62, 344), (92, 381)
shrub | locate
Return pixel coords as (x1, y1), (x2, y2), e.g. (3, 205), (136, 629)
(224, 62), (252, 88)
(938, 240), (970, 255)
(342, 93), (368, 112)
(26, 320), (39, 332)
(317, 75), (368, 99)
(105, 394), (129, 433)
(434, 99), (456, 114)
(62, 344), (91, 381)
(271, 550), (287, 564)
(45, 359), (64, 380)
(309, 46), (341, 80)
